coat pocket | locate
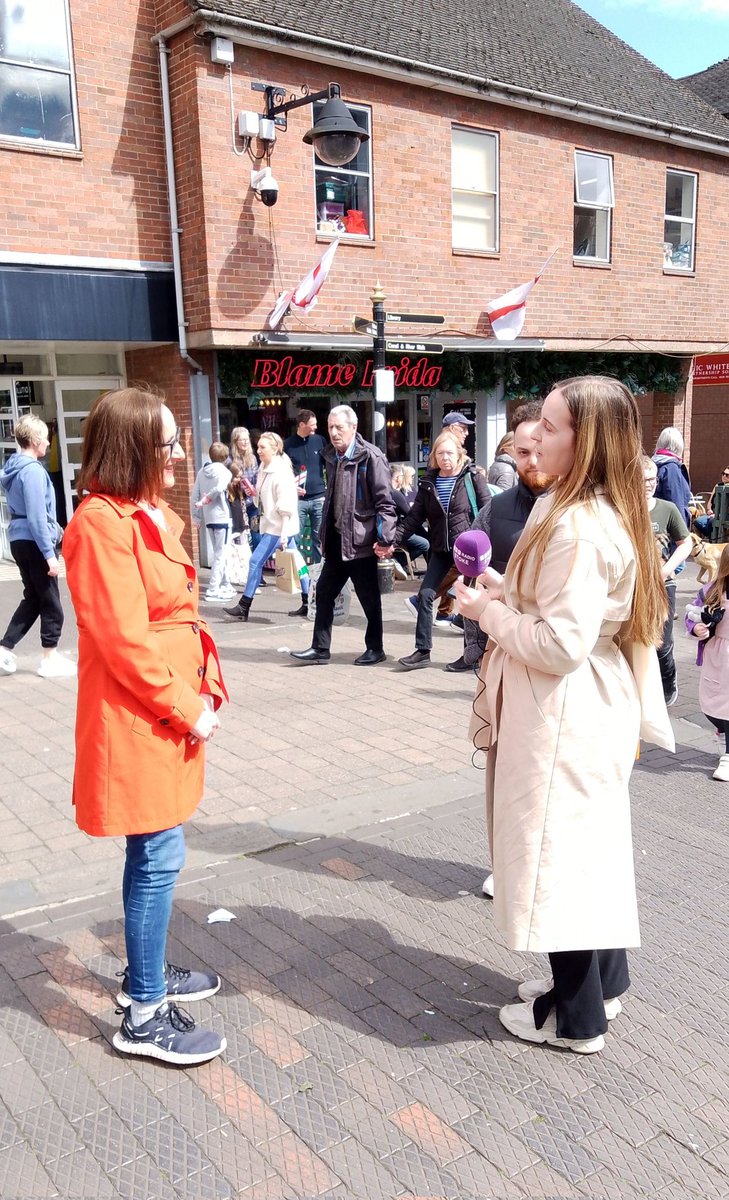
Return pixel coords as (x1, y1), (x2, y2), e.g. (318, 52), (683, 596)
(352, 511), (375, 547)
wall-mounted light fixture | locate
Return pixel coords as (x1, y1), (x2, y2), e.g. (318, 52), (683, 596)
(239, 82), (368, 169)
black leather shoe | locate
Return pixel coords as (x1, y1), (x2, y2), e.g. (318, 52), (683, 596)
(290, 648), (330, 664)
(398, 650), (431, 670)
(445, 655), (471, 673)
(354, 649), (386, 666)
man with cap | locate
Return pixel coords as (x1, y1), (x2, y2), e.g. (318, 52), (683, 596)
(441, 410), (474, 447)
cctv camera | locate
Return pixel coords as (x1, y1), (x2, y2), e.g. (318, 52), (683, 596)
(251, 167), (279, 207)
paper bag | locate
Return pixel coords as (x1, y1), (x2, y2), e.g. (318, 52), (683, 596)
(275, 549), (299, 594)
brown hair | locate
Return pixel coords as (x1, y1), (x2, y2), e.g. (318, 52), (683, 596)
(77, 387), (165, 503)
(209, 442), (228, 464)
(705, 544), (729, 610)
(509, 376), (666, 646)
(230, 426), (256, 471)
(510, 400), (542, 430)
(428, 431), (467, 471)
(297, 409), (316, 425)
(494, 430), (515, 456)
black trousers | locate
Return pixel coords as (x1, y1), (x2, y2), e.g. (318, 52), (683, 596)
(415, 551), (454, 651)
(532, 948), (630, 1039)
(313, 529), (383, 654)
(656, 582), (677, 698)
(1, 539), (64, 650)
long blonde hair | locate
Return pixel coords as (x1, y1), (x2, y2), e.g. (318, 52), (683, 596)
(257, 431), (293, 472)
(509, 376), (666, 646)
(705, 544), (729, 610)
(230, 426), (256, 470)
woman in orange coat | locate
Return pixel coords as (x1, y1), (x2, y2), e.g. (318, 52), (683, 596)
(63, 388), (229, 1066)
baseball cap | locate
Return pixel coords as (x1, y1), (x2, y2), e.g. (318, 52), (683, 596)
(442, 411), (475, 427)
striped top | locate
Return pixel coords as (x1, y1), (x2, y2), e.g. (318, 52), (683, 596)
(434, 474), (458, 511)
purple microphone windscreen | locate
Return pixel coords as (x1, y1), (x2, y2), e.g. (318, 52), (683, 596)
(453, 530), (492, 587)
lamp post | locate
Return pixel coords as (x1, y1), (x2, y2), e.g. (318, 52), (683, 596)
(371, 280), (387, 454)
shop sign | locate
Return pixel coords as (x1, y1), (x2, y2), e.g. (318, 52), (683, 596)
(693, 354), (729, 385)
(251, 355), (442, 390)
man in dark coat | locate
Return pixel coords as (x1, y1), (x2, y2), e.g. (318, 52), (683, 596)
(290, 406), (396, 666)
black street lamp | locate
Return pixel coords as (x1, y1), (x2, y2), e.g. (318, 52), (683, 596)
(254, 82), (368, 168)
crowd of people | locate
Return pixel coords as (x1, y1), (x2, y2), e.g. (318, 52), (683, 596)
(0, 380), (724, 1066)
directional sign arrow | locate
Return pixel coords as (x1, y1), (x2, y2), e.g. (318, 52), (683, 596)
(386, 340), (444, 355)
(385, 313), (445, 325)
(352, 315), (377, 336)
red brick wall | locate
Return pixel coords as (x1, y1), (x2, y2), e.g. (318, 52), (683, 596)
(168, 41), (729, 348)
(690, 384), (729, 495)
(0, 0), (170, 262)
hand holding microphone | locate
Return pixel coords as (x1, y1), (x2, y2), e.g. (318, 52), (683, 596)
(453, 530), (504, 620)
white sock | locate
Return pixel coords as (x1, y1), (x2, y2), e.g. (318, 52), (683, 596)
(129, 998), (166, 1027)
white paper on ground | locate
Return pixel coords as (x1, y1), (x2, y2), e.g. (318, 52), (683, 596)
(207, 908), (237, 924)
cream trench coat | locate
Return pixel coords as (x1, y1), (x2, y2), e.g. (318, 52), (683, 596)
(471, 491), (674, 954)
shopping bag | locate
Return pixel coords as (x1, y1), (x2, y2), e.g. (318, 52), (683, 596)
(291, 547), (310, 587)
(226, 533), (251, 587)
(307, 562), (352, 625)
(274, 549), (299, 594)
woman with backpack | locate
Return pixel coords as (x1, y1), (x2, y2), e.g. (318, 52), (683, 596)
(395, 431), (489, 670)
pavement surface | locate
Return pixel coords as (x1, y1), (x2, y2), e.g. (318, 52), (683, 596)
(0, 561), (727, 1199)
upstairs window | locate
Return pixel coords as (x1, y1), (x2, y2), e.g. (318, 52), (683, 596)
(451, 127), (499, 252)
(313, 101), (372, 239)
(0, 0), (78, 147)
(573, 150), (614, 263)
(664, 170), (697, 271)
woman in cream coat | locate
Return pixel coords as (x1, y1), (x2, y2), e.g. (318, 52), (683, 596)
(225, 432), (308, 621)
(456, 376), (674, 1055)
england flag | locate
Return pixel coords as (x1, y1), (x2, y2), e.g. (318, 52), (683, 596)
(486, 251), (556, 341)
(266, 240), (340, 329)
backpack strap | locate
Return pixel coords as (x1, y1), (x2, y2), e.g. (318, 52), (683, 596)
(463, 472), (479, 523)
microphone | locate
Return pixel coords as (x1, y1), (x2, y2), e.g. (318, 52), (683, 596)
(453, 530), (492, 588)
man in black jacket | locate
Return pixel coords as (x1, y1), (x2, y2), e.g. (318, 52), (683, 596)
(290, 406), (396, 666)
(449, 402), (556, 674)
(284, 409), (327, 567)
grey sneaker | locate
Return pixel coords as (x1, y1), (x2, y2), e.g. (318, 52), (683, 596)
(112, 1002), (225, 1065)
(116, 961), (220, 1008)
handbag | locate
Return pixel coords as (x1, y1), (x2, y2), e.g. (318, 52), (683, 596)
(226, 533), (251, 588)
(274, 548), (300, 594)
(307, 562), (352, 625)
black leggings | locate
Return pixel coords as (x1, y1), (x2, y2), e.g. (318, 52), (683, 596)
(707, 716), (729, 753)
(1, 540), (64, 650)
(532, 948), (630, 1040)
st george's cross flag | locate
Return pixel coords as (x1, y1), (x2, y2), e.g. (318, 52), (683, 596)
(486, 250), (557, 341)
(266, 240), (340, 329)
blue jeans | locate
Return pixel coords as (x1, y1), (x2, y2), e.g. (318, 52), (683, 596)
(243, 533), (309, 599)
(694, 514), (714, 539)
(297, 496), (325, 564)
(123, 825), (186, 1003)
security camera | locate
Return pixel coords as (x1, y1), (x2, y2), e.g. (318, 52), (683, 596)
(251, 167), (279, 207)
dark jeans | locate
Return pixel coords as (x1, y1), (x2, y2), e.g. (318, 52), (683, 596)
(1, 539), (64, 650)
(298, 495), (325, 564)
(657, 582), (677, 698)
(313, 529), (383, 654)
(415, 551), (454, 652)
(399, 533), (429, 563)
(533, 948), (630, 1040)
(707, 715), (729, 752)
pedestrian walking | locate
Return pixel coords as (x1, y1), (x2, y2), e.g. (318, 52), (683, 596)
(644, 455), (692, 705)
(0, 414), (75, 678)
(653, 426), (692, 526)
(456, 376), (673, 1054)
(290, 405), (396, 666)
(686, 544), (729, 781)
(284, 409), (327, 564)
(63, 387), (228, 1065)
(191, 443), (235, 603)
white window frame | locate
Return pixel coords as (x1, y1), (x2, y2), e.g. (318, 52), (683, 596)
(663, 169), (697, 273)
(573, 150), (614, 264)
(0, 0), (80, 151)
(311, 100), (373, 241)
(451, 126), (499, 253)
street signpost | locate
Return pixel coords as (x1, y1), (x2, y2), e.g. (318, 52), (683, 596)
(352, 316), (377, 336)
(386, 340), (444, 354)
(384, 313), (445, 324)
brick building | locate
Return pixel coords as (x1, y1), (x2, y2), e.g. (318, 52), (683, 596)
(4, 0), (729, 560)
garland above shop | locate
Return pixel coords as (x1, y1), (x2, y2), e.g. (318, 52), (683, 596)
(217, 349), (682, 401)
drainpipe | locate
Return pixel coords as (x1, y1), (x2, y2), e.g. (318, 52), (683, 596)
(154, 28), (204, 375)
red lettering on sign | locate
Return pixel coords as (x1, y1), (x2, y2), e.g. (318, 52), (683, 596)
(250, 356), (443, 390)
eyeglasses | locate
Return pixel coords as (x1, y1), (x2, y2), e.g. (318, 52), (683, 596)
(722, 471), (729, 478)
(159, 427), (181, 452)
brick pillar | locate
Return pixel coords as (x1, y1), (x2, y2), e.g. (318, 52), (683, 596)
(650, 357), (693, 468)
(124, 345), (216, 562)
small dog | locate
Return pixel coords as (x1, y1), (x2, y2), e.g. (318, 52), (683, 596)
(689, 532), (728, 583)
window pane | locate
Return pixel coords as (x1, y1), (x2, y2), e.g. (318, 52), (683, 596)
(574, 206), (609, 259)
(55, 353), (121, 376)
(313, 103), (370, 174)
(575, 152), (613, 206)
(0, 63), (74, 142)
(0, 0), (70, 69)
(315, 171), (371, 237)
(453, 191), (496, 250)
(452, 128), (496, 193)
(663, 219), (694, 269)
(665, 171), (695, 220)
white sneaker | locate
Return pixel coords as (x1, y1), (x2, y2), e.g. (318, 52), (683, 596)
(218, 589), (237, 600)
(482, 873), (494, 898)
(517, 977), (622, 1020)
(713, 754), (729, 781)
(393, 560), (408, 580)
(0, 649), (16, 675)
(499, 1000), (604, 1054)
(204, 591), (228, 603)
(38, 654), (77, 679)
